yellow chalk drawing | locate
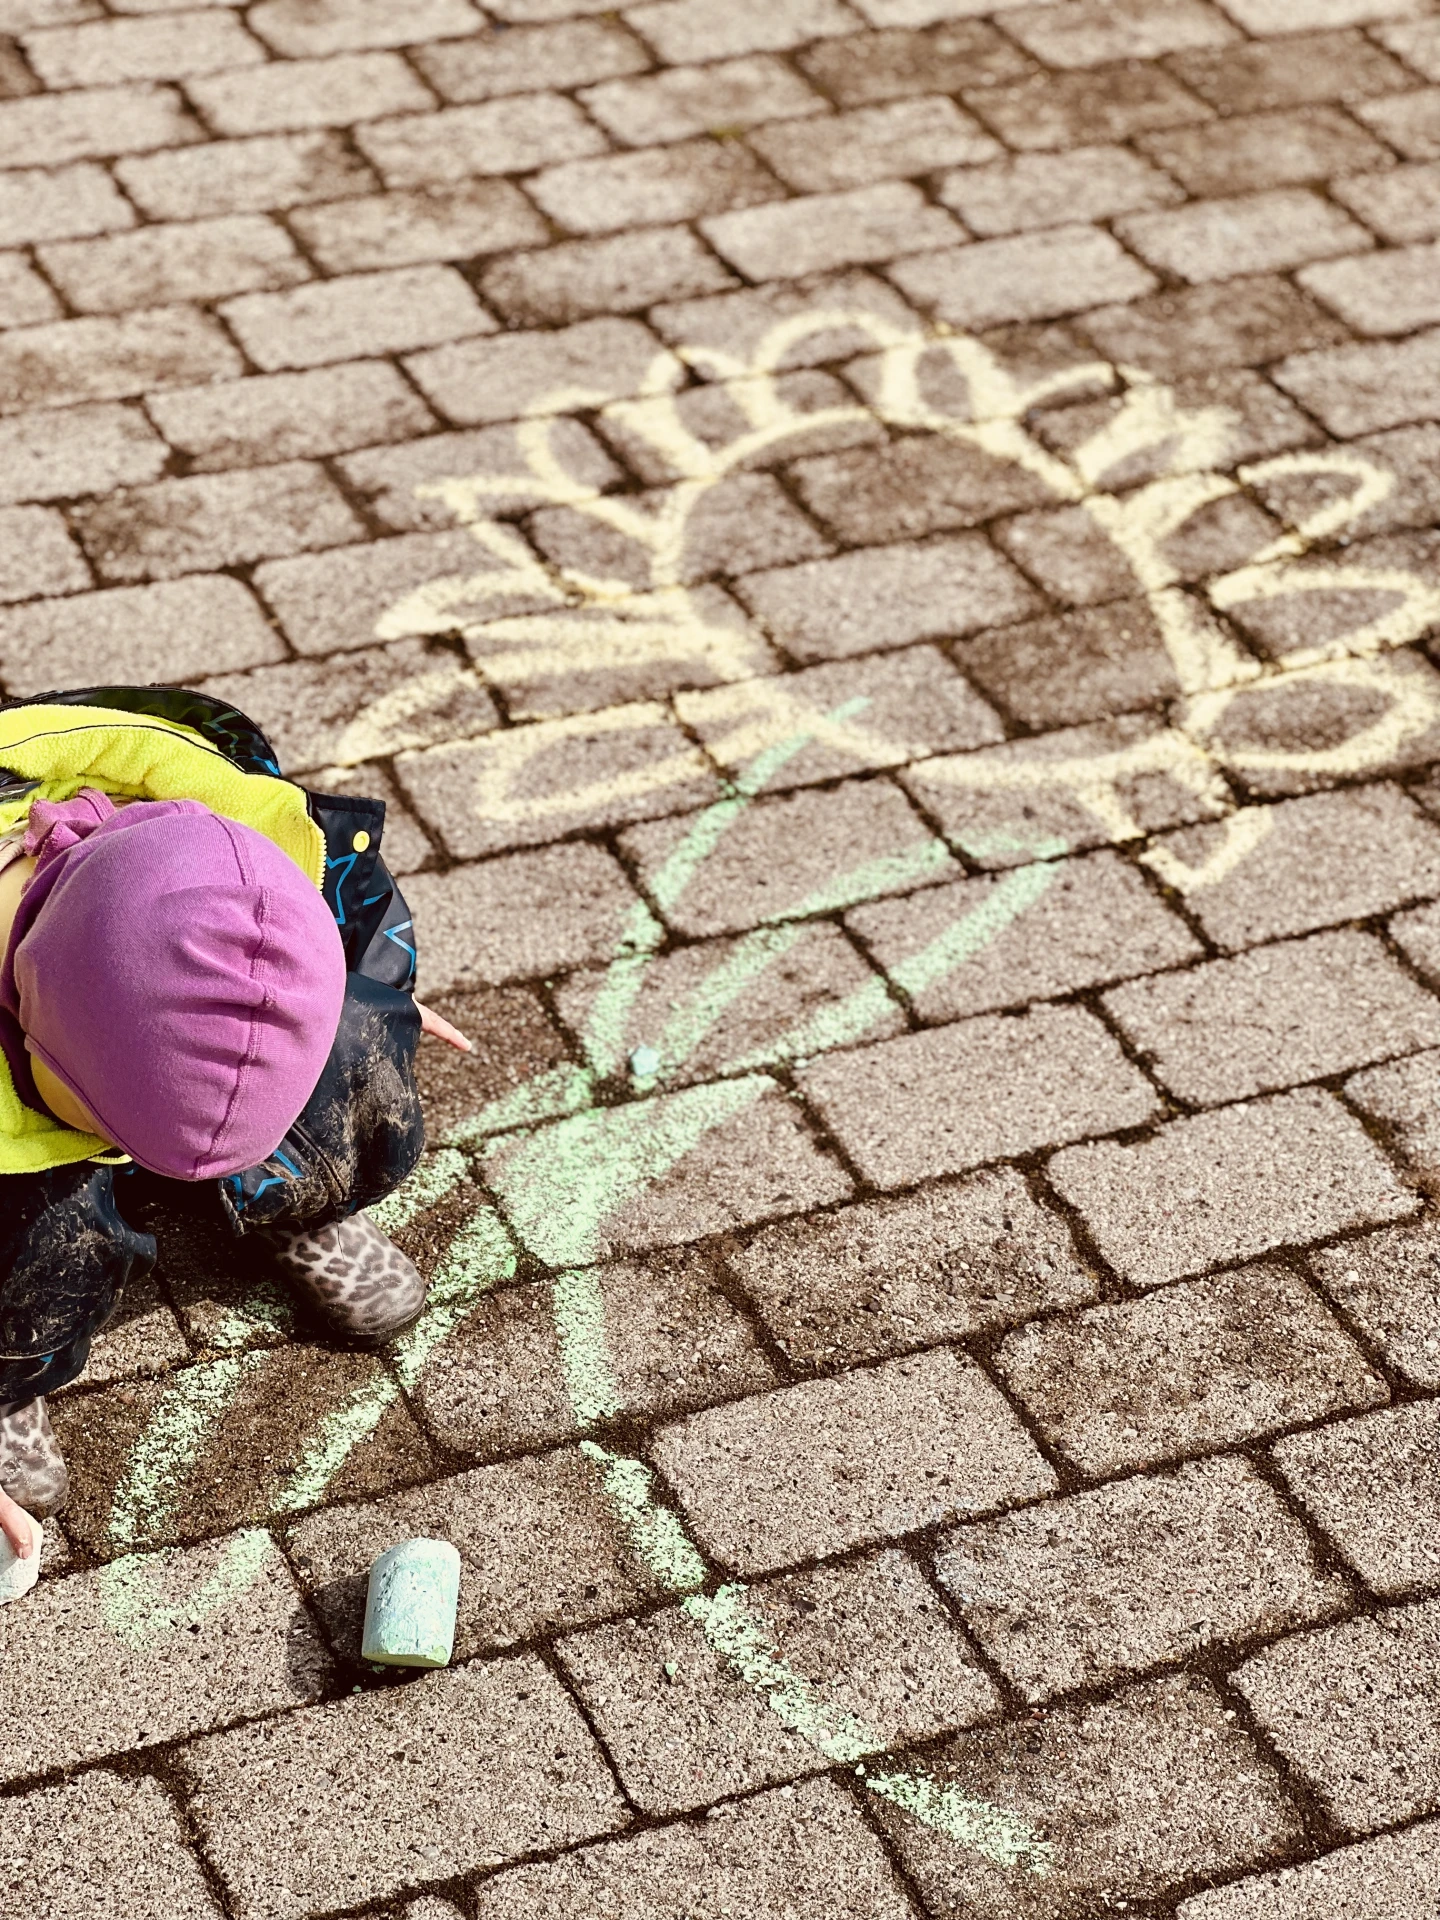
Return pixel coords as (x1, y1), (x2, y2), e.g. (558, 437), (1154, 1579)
(92, 305), (1440, 1877)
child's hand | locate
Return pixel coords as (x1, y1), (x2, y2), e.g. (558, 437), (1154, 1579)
(416, 1002), (472, 1053)
(0, 1486), (36, 1561)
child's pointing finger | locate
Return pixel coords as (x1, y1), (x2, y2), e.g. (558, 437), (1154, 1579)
(416, 1002), (473, 1053)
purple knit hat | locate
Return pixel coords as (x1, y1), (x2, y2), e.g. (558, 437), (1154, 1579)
(1, 790), (346, 1180)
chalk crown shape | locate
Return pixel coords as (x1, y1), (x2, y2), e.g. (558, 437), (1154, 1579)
(361, 1536), (461, 1669)
(0, 1518), (42, 1606)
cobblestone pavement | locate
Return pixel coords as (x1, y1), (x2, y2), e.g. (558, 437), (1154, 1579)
(6, 0), (1440, 1914)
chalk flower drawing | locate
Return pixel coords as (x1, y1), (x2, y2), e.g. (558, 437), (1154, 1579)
(97, 308), (1440, 1875)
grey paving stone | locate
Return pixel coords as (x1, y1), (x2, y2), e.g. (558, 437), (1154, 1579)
(0, 500), (89, 601)
(1080, 274), (1349, 378)
(0, 398), (166, 504)
(969, 60), (1214, 153)
(1322, 161), (1440, 242)
(0, 304), (241, 415)
(0, 250), (58, 326)
(558, 1548), (999, 1812)
(0, 573), (282, 692)
(649, 268), (922, 373)
(1309, 1212), (1440, 1390)
(404, 843), (640, 994)
(147, 360), (435, 471)
(530, 138), (782, 236)
(702, 181), (961, 282)
(899, 712), (1231, 870)
(1274, 326), (1440, 436)
(405, 314), (672, 425)
(620, 778), (958, 939)
(849, 849), (1203, 1024)
(179, 1656), (629, 1920)
(0, 161), (137, 251)
(1378, 17), (1440, 78)
(1119, 188), (1372, 283)
(871, 1675), (1301, 1919)
(402, 701), (719, 857)
(674, 647), (1004, 792)
(51, 1345), (436, 1555)
(248, 0), (483, 56)
(222, 264), (495, 370)
(751, 95), (998, 193)
(6, 1772), (224, 1920)
(411, 981), (569, 1134)
(22, 8), (262, 84)
(797, 18), (1035, 104)
(1168, 25), (1411, 113)
(998, 1265), (1390, 1478)
(956, 598), (1186, 730)
(999, 0), (1236, 66)
(0, 80), (202, 167)
(893, 226), (1159, 331)
(801, 1005), (1160, 1189)
(0, 1529), (331, 1783)
(728, 1166), (1099, 1370)
(1052, 1090), (1416, 1286)
(1149, 787), (1440, 951)
(554, 921), (903, 1087)
(1357, 86), (1440, 163)
(1140, 102), (1393, 197)
(416, 17), (646, 101)
(357, 93), (607, 187)
(788, 433), (1053, 546)
(623, 0), (859, 63)
(483, 224), (737, 327)
(652, 1346), (1056, 1575)
(940, 143), (1182, 235)
(199, 639), (499, 775)
(255, 526), (547, 656)
(581, 53), (825, 145)
(737, 536), (1039, 661)
(482, 1077), (852, 1266)
(1104, 929), (1440, 1107)
(187, 49), (434, 134)
(938, 1453), (1344, 1703)
(1178, 1820), (1440, 1920)
(53, 1267), (189, 1389)
(39, 213), (309, 314)
(287, 178), (548, 271)
(471, 1776), (913, 1920)
(115, 130), (376, 220)
(1233, 1596), (1440, 1835)
(1301, 239), (1440, 335)
(529, 469), (829, 589)
(288, 1446), (682, 1659)
(1275, 1396), (1440, 1597)
(412, 1249), (777, 1454)
(340, 417), (620, 531)
(1033, 366), (1316, 483)
(73, 461), (363, 582)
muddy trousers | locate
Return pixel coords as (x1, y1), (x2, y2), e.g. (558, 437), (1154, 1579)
(0, 975), (424, 1404)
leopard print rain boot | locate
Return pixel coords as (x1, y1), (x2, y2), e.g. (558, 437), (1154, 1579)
(0, 1397), (68, 1517)
(260, 1213), (428, 1346)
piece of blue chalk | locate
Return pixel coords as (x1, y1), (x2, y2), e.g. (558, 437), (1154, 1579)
(360, 1537), (461, 1668)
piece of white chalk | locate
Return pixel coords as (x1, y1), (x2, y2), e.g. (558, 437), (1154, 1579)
(0, 1518), (42, 1605)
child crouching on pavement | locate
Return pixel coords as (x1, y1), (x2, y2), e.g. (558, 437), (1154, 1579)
(0, 686), (469, 1560)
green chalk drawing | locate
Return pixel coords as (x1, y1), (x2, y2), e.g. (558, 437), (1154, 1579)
(207, 1287), (293, 1354)
(684, 1583), (876, 1762)
(392, 1204), (516, 1391)
(368, 1146), (469, 1235)
(107, 1353), (266, 1551)
(441, 1062), (595, 1149)
(270, 1371), (399, 1516)
(580, 1440), (707, 1593)
(553, 1267), (623, 1425)
(864, 1768), (1054, 1876)
(487, 1073), (768, 1267)
(100, 1529), (275, 1652)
